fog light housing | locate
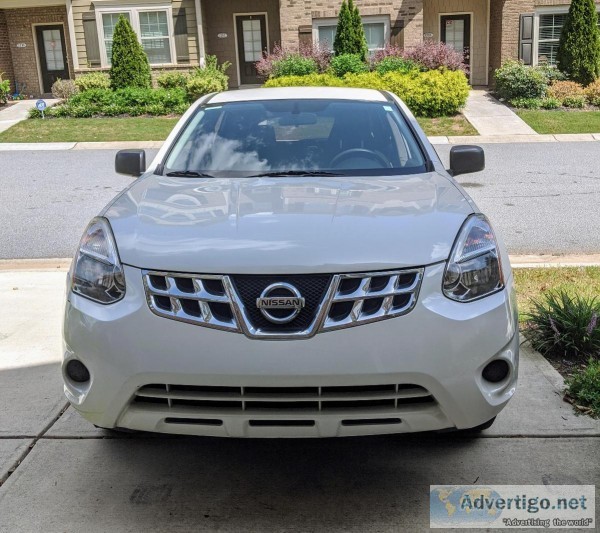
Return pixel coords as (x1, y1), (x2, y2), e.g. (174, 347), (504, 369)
(482, 359), (509, 383)
(66, 360), (90, 383)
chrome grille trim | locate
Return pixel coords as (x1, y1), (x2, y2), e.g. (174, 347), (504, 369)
(142, 267), (424, 339)
(133, 383), (436, 414)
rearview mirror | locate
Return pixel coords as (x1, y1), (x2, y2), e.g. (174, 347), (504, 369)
(449, 145), (484, 176)
(115, 149), (146, 177)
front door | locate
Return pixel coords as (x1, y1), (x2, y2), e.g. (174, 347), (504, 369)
(35, 25), (69, 93)
(235, 14), (267, 85)
(440, 15), (471, 78)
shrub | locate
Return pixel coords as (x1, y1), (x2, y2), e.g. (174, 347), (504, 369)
(185, 55), (230, 100)
(371, 44), (404, 63)
(0, 73), (11, 105)
(585, 79), (600, 106)
(156, 71), (189, 89)
(565, 359), (600, 418)
(547, 80), (586, 102)
(329, 53), (367, 77)
(403, 41), (467, 73)
(540, 97), (561, 109)
(509, 97), (542, 109)
(564, 95), (587, 108)
(525, 290), (600, 361)
(536, 64), (567, 84)
(374, 56), (418, 75)
(557, 0), (600, 85)
(256, 43), (331, 79)
(271, 55), (318, 77)
(109, 15), (151, 89)
(494, 60), (548, 100)
(334, 0), (367, 60)
(74, 72), (110, 92)
(265, 69), (470, 117)
(51, 78), (78, 100)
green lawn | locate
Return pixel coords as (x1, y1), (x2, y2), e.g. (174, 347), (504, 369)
(516, 110), (600, 134)
(514, 266), (600, 322)
(0, 117), (180, 143)
(417, 114), (478, 136)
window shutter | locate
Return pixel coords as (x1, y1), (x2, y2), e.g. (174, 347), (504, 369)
(82, 12), (101, 67)
(519, 14), (534, 65)
(173, 8), (190, 63)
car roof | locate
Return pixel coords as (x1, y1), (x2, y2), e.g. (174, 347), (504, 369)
(208, 86), (389, 104)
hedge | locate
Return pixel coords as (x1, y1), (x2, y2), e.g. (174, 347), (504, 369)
(264, 70), (470, 117)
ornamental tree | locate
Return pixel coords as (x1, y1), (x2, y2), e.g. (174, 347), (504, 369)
(556, 0), (600, 85)
(333, 0), (368, 60)
(109, 15), (152, 89)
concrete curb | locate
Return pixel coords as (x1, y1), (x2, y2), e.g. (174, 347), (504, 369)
(1, 134), (600, 150)
(2, 255), (600, 272)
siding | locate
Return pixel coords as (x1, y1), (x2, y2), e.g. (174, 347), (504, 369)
(71, 0), (200, 69)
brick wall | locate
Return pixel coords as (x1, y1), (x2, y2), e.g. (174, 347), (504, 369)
(4, 6), (74, 97)
(279, 0), (424, 51)
(0, 10), (15, 93)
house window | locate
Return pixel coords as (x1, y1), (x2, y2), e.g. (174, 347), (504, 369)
(537, 13), (566, 66)
(313, 16), (390, 54)
(97, 6), (175, 66)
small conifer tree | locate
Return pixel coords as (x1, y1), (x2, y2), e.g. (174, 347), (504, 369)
(109, 15), (152, 89)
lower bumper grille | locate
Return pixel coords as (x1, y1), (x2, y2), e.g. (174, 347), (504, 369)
(133, 383), (435, 414)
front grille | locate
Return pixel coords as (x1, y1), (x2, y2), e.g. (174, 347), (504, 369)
(230, 275), (331, 333)
(133, 383), (436, 413)
(142, 267), (423, 339)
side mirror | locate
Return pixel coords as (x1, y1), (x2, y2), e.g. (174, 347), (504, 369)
(115, 149), (146, 177)
(449, 145), (485, 176)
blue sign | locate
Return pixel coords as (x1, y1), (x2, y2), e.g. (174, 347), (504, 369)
(36, 99), (47, 111)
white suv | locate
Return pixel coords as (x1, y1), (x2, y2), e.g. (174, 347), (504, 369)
(63, 87), (518, 437)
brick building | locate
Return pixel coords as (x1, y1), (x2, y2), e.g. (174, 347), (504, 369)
(0, 0), (598, 96)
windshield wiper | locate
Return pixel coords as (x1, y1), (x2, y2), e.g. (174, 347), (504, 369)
(165, 170), (215, 178)
(246, 170), (345, 178)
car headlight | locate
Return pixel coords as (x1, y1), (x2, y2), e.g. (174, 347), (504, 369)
(71, 217), (125, 304)
(443, 214), (504, 302)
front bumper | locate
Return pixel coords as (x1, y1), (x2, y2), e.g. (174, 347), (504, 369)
(63, 263), (519, 437)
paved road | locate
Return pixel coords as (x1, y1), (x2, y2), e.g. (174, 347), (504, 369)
(1, 143), (599, 259)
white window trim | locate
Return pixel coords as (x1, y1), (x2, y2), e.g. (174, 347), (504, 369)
(532, 6), (569, 67)
(312, 15), (391, 52)
(95, 4), (176, 68)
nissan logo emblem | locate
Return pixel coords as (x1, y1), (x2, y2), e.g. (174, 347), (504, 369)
(256, 283), (305, 324)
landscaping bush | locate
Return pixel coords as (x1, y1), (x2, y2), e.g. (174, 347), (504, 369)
(509, 97), (542, 109)
(565, 359), (600, 417)
(256, 43), (331, 78)
(75, 72), (111, 92)
(333, 0), (367, 61)
(547, 80), (586, 103)
(265, 69), (469, 117)
(585, 79), (600, 106)
(525, 290), (600, 361)
(540, 97), (561, 109)
(0, 73), (11, 104)
(494, 60), (548, 100)
(329, 53), (367, 77)
(51, 79), (78, 100)
(109, 15), (152, 89)
(536, 64), (567, 84)
(403, 41), (467, 73)
(29, 87), (188, 118)
(563, 94), (587, 108)
(557, 0), (600, 85)
(185, 55), (230, 100)
(156, 71), (189, 89)
(373, 56), (418, 75)
(271, 54), (318, 77)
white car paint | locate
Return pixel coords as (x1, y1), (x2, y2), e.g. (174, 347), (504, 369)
(63, 87), (518, 437)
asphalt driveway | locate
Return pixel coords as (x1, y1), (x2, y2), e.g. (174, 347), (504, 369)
(0, 269), (598, 532)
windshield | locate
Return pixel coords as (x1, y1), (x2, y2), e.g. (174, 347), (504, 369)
(163, 99), (427, 177)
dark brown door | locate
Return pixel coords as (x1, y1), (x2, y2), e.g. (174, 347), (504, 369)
(235, 14), (267, 85)
(440, 15), (471, 78)
(36, 25), (69, 93)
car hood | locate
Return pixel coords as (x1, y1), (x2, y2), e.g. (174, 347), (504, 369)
(104, 173), (474, 274)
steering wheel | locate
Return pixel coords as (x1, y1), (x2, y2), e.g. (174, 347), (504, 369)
(329, 148), (392, 169)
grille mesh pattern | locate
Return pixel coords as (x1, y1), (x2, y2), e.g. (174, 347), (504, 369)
(134, 383), (435, 413)
(230, 275), (332, 332)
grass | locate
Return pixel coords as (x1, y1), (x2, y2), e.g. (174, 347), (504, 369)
(0, 117), (180, 143)
(417, 114), (478, 136)
(516, 110), (600, 134)
(514, 267), (600, 323)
